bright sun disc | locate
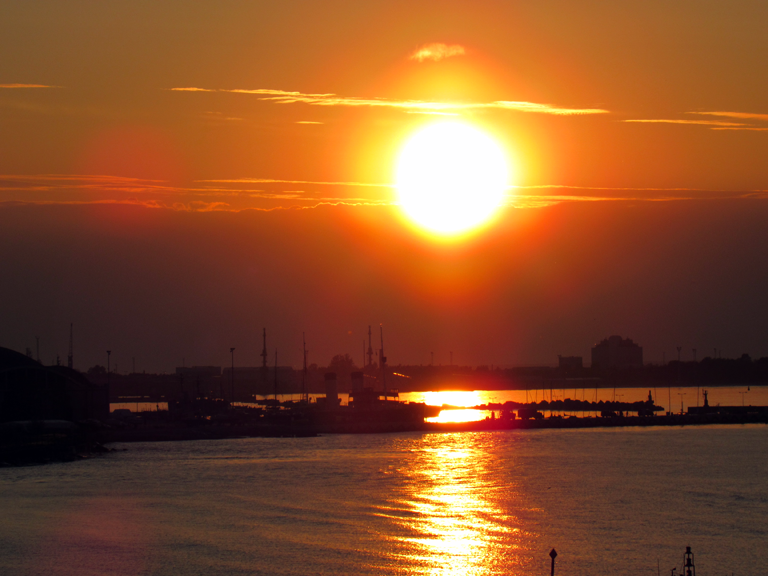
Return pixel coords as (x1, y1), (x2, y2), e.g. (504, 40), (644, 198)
(396, 122), (509, 236)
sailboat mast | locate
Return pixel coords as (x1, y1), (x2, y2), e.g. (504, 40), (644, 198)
(302, 333), (308, 403)
(380, 325), (386, 393)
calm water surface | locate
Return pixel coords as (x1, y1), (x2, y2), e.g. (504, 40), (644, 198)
(1, 425), (766, 575)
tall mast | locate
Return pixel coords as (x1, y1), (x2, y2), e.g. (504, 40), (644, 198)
(380, 325), (386, 393)
(302, 333), (308, 402)
(261, 328), (268, 370)
(367, 325), (373, 369)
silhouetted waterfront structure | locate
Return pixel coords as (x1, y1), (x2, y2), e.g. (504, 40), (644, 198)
(220, 365), (297, 400)
(682, 546), (696, 576)
(0, 347), (107, 423)
(591, 335), (643, 370)
(557, 355), (583, 370)
(1, 346), (109, 464)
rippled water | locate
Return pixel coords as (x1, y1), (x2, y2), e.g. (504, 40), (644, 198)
(1, 425), (766, 575)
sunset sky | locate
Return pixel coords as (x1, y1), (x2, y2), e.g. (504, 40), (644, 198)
(2, 1), (768, 372)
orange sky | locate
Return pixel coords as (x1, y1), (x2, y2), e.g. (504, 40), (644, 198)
(2, 1), (768, 370)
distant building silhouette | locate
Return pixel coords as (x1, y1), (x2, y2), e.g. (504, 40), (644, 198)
(175, 366), (222, 379)
(591, 336), (643, 369)
(221, 366), (298, 399)
(557, 355), (583, 370)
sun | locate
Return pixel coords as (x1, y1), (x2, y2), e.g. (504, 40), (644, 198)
(395, 122), (509, 237)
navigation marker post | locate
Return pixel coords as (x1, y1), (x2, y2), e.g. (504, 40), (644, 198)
(549, 548), (557, 576)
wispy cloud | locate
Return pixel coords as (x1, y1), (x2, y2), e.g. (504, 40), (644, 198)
(507, 187), (768, 208)
(409, 43), (466, 62)
(198, 178), (393, 188)
(711, 126), (768, 131)
(170, 87), (214, 92)
(625, 110), (768, 131)
(489, 101), (607, 115)
(689, 110), (768, 122)
(0, 174), (394, 212)
(624, 119), (745, 127)
(0, 83), (57, 89)
(296, 120), (323, 124)
(171, 87), (609, 116)
(406, 110), (460, 116)
(201, 111), (243, 122)
(6, 174), (768, 213)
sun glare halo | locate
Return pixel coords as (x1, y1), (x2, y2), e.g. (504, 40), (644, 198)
(396, 122), (509, 237)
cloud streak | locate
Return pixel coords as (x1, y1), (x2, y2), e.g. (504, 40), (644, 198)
(710, 126), (768, 131)
(198, 178), (392, 188)
(689, 110), (768, 122)
(5, 174), (768, 213)
(0, 83), (56, 89)
(624, 119), (745, 127)
(409, 43), (466, 62)
(171, 87), (609, 116)
(625, 109), (768, 131)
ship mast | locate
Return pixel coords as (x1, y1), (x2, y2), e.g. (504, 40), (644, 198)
(261, 328), (268, 370)
(260, 328), (267, 399)
(302, 332), (308, 403)
(367, 325), (374, 370)
(379, 325), (386, 393)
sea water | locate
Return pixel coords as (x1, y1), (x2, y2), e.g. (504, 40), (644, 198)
(1, 425), (766, 575)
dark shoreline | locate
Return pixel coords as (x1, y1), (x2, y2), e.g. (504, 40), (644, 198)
(4, 411), (764, 467)
(101, 411), (768, 443)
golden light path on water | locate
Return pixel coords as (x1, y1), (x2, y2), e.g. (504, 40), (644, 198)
(418, 391), (489, 423)
(401, 386), (768, 422)
(373, 434), (527, 576)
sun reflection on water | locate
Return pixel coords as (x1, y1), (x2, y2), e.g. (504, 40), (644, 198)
(375, 434), (528, 575)
(427, 409), (490, 423)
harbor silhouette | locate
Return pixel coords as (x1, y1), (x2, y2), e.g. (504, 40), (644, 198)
(3, 329), (767, 463)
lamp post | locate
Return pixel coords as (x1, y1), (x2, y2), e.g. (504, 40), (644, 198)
(230, 347), (235, 406)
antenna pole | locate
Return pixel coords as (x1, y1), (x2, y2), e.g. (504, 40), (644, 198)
(367, 325), (373, 370)
(380, 325), (386, 393)
(303, 333), (308, 403)
(261, 328), (268, 369)
(261, 328), (268, 399)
